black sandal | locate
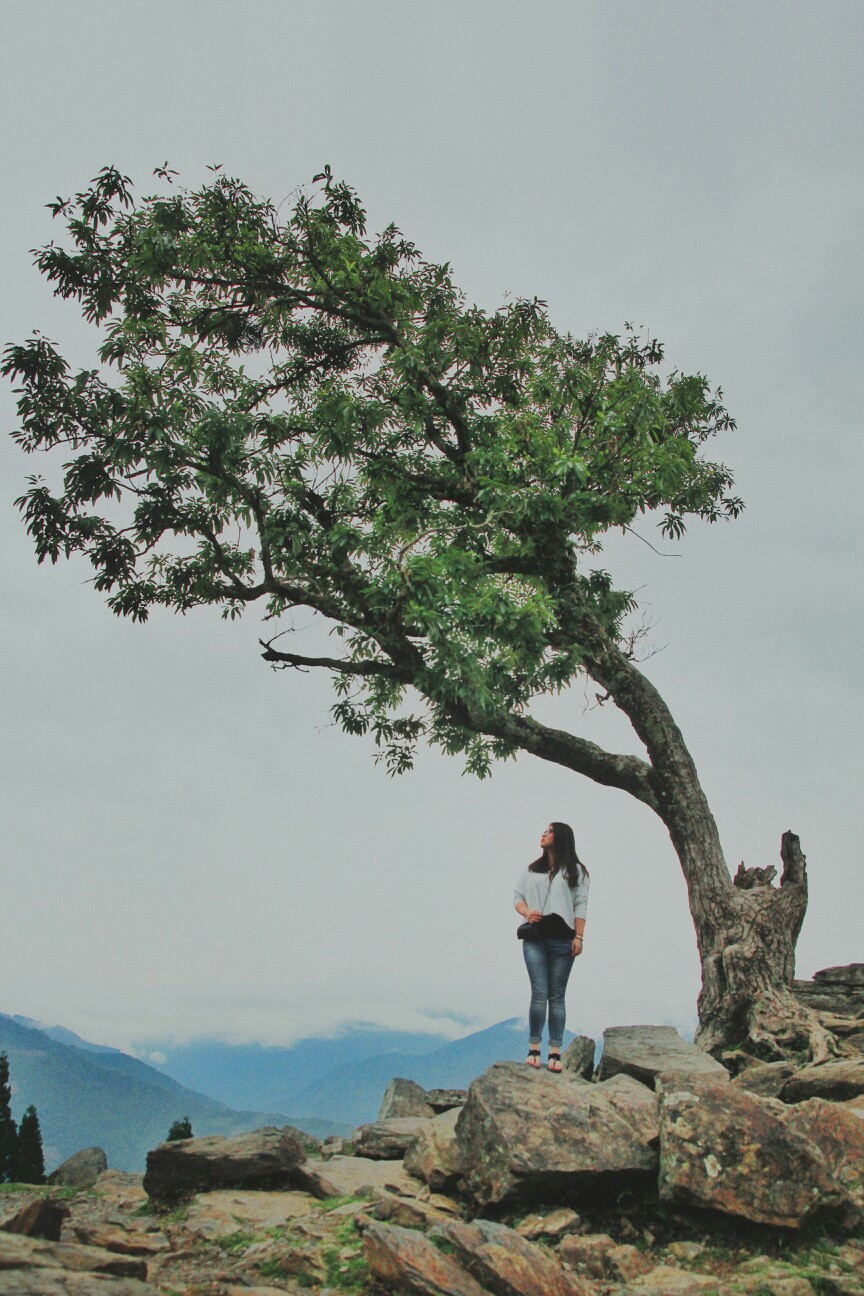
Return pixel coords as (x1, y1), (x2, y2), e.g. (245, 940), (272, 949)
(525, 1047), (541, 1068)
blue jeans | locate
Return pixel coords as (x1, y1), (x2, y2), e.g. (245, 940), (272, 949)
(523, 938), (575, 1050)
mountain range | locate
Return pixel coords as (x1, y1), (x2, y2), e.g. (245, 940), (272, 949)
(0, 1014), (347, 1173)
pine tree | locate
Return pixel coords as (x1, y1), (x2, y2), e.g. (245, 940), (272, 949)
(12, 1106), (45, 1185)
(166, 1116), (193, 1142)
(0, 1052), (18, 1183)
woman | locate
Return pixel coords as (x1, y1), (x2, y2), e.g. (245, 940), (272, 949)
(514, 822), (589, 1072)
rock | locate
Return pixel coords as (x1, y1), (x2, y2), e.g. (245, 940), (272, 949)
(605, 1242), (656, 1281)
(729, 1280), (818, 1296)
(666, 1241), (704, 1262)
(598, 1025), (727, 1088)
(843, 1094), (864, 1120)
(513, 1207), (581, 1242)
(0, 1274), (155, 1294)
(780, 1097), (864, 1207)
(561, 1035), (596, 1080)
(557, 1232), (615, 1278)
(142, 1125), (305, 1202)
(351, 1117), (431, 1160)
(734, 1257), (827, 1295)
(733, 1060), (797, 1099)
(363, 1221), (488, 1296)
(69, 1224), (169, 1257)
(1, 1198), (70, 1240)
(47, 1148), (108, 1189)
(455, 1062), (658, 1208)
(379, 1078), (435, 1120)
(320, 1135), (345, 1158)
(181, 1186), (316, 1239)
(369, 1187), (454, 1229)
(782, 1058), (864, 1103)
(91, 1172), (147, 1212)
(293, 1153), (421, 1199)
(622, 1264), (719, 1294)
(403, 1107), (462, 1191)
(0, 1231), (147, 1278)
(427, 1088), (467, 1112)
(599, 1071), (661, 1144)
(431, 1217), (590, 1296)
(793, 964), (864, 1018)
(657, 1075), (859, 1228)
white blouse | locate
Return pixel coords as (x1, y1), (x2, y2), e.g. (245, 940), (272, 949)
(514, 865), (589, 928)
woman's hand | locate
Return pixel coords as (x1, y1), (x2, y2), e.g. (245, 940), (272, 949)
(571, 935), (584, 956)
(526, 909), (543, 923)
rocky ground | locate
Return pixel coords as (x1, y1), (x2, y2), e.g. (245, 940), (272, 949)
(1, 1156), (862, 1296)
(1, 965), (861, 1296)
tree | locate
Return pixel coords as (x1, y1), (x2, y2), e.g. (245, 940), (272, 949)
(0, 1052), (19, 1183)
(12, 1106), (45, 1185)
(166, 1115), (193, 1141)
(3, 166), (830, 1064)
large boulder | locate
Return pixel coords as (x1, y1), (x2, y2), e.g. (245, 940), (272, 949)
(598, 1025), (727, 1088)
(378, 1077), (435, 1120)
(0, 1231), (148, 1280)
(351, 1117), (431, 1160)
(658, 1075), (859, 1229)
(47, 1148), (108, 1189)
(294, 1153), (420, 1199)
(561, 1035), (596, 1080)
(732, 1060), (797, 1100)
(430, 1217), (590, 1296)
(403, 1107), (462, 1191)
(793, 964), (864, 1018)
(781, 1057), (864, 1103)
(780, 1097), (864, 1208)
(363, 1221), (488, 1296)
(0, 1199), (70, 1241)
(143, 1125), (305, 1202)
(69, 1223), (169, 1257)
(455, 1061), (658, 1208)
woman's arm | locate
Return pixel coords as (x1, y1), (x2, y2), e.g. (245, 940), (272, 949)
(572, 916), (585, 956)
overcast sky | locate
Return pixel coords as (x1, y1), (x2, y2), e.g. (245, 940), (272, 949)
(1, 1), (861, 1055)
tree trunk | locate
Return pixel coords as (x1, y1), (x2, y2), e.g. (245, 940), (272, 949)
(677, 828), (834, 1067)
(585, 637), (834, 1064)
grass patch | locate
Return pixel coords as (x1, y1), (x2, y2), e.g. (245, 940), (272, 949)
(257, 1258), (289, 1279)
(213, 1229), (266, 1255)
(153, 1203), (190, 1224)
(322, 1244), (370, 1291)
(318, 1191), (369, 1211)
(320, 1219), (370, 1292)
(0, 1183), (81, 1200)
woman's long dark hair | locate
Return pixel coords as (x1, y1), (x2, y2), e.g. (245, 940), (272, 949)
(529, 821), (589, 886)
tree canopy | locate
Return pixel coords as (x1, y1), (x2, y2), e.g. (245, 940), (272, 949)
(4, 166), (741, 781)
(10, 167), (837, 1063)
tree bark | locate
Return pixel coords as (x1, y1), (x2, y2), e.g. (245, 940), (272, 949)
(568, 630), (833, 1063)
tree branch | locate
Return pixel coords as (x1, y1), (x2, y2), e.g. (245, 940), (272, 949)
(259, 640), (406, 677)
(446, 700), (658, 810)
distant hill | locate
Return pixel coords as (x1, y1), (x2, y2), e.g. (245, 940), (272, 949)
(146, 1024), (454, 1114)
(149, 1020), (586, 1127)
(0, 1015), (349, 1173)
